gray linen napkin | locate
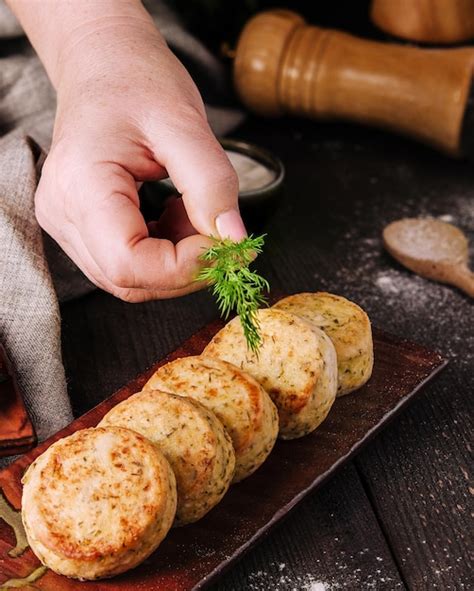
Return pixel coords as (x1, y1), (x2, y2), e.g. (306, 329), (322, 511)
(0, 0), (243, 460)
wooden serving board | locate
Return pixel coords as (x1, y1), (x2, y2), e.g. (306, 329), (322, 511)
(0, 321), (447, 590)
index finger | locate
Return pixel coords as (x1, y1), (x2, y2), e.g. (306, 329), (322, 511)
(77, 162), (213, 294)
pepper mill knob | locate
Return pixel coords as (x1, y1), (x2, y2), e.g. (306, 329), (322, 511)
(233, 9), (474, 156)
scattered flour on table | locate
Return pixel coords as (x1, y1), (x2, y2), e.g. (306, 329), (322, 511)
(241, 560), (402, 590)
(245, 566), (339, 591)
(438, 214), (455, 223)
(374, 269), (432, 305)
(305, 582), (334, 591)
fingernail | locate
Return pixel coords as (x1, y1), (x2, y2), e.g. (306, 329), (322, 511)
(215, 210), (247, 241)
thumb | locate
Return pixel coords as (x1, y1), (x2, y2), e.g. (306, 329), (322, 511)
(152, 112), (247, 241)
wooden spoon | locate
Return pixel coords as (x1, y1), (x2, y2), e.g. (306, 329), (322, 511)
(383, 218), (474, 298)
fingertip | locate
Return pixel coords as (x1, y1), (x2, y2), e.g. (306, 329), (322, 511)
(215, 209), (248, 242)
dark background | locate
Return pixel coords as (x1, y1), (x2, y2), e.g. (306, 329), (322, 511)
(172, 1), (377, 51)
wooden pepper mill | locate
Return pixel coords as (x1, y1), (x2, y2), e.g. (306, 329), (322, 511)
(233, 9), (474, 156)
(371, 0), (474, 44)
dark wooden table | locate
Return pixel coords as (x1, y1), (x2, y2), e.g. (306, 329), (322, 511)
(61, 116), (473, 591)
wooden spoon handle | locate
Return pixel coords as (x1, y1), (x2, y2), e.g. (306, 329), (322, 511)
(448, 264), (474, 298)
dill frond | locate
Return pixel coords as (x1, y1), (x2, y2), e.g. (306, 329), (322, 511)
(197, 235), (269, 352)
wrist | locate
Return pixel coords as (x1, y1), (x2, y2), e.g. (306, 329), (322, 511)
(56, 16), (164, 93)
(7, 0), (160, 89)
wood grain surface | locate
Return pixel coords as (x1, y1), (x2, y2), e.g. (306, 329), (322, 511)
(0, 321), (445, 589)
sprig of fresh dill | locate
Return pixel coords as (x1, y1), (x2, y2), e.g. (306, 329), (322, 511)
(197, 235), (269, 353)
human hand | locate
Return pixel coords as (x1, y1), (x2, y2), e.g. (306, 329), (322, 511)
(33, 5), (245, 302)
